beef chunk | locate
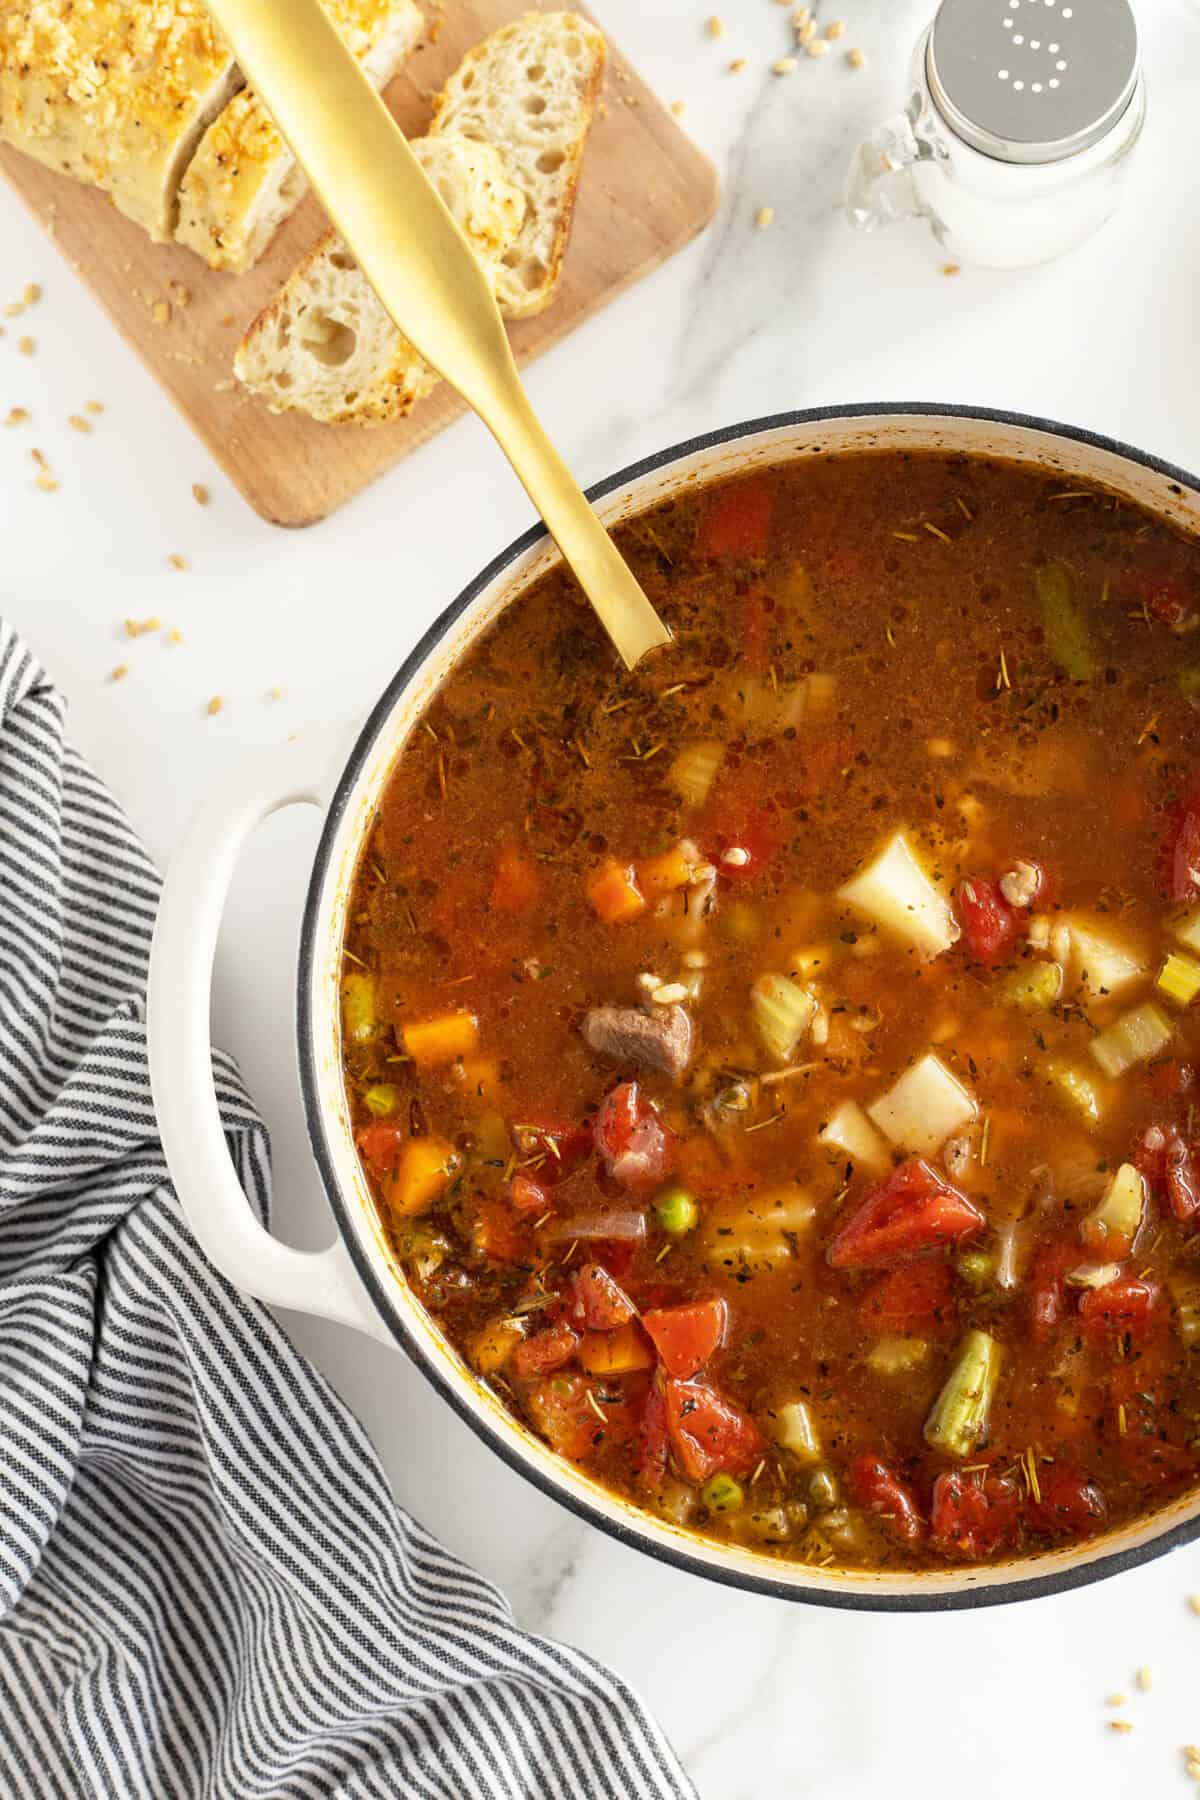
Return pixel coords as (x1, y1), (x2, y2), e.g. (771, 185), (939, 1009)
(581, 1004), (693, 1082)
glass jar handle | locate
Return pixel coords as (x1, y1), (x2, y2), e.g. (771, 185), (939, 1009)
(844, 109), (931, 231)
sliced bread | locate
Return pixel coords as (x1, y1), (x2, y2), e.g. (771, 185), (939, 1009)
(175, 0), (424, 273)
(234, 136), (525, 424)
(430, 11), (606, 318)
(0, 0), (240, 242)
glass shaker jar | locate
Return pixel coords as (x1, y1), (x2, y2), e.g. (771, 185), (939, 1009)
(845, 0), (1145, 269)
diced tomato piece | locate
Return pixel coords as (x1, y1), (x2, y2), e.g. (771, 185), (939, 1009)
(847, 1455), (924, 1544)
(593, 1082), (674, 1190)
(1079, 1276), (1165, 1349)
(930, 1470), (1021, 1560)
(357, 1121), (406, 1178)
(508, 1173), (549, 1216)
(858, 1259), (956, 1333)
(512, 1117), (593, 1184)
(522, 1374), (633, 1461)
(569, 1262), (637, 1331)
(1027, 1465), (1108, 1538)
(827, 1159), (984, 1270)
(955, 875), (1020, 965)
(1137, 573), (1198, 631)
(1028, 1238), (1081, 1342)
(696, 478), (773, 561)
(742, 589), (771, 674)
(472, 1199), (533, 1265)
(490, 844), (541, 914)
(1137, 1124), (1200, 1224)
(635, 1381), (670, 1485)
(1160, 771), (1200, 904)
(642, 1298), (728, 1379)
(512, 1323), (580, 1378)
(1147, 1060), (1196, 1100)
(663, 1379), (765, 1482)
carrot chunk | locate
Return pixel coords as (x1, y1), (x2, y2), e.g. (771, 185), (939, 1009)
(402, 1011), (479, 1067)
(586, 859), (645, 925)
(491, 844), (541, 913)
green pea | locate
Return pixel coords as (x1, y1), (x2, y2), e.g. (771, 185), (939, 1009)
(701, 1473), (744, 1514)
(363, 1083), (399, 1117)
(654, 1185), (699, 1236)
(956, 1250), (994, 1290)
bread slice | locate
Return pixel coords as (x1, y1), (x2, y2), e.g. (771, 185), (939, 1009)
(234, 136), (525, 424)
(0, 0), (240, 242)
(176, 0), (424, 274)
(430, 11), (606, 318)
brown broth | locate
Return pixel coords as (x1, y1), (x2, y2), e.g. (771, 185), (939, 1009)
(340, 452), (1200, 1572)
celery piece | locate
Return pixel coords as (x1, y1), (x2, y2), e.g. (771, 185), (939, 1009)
(817, 1099), (892, 1176)
(1035, 559), (1095, 680)
(654, 1185), (699, 1237)
(1088, 1002), (1174, 1079)
(1157, 951), (1200, 1009)
(1170, 907), (1200, 956)
(1046, 1058), (1104, 1126)
(838, 831), (960, 959)
(957, 1250), (995, 1290)
(363, 1083), (399, 1117)
(773, 1400), (822, 1462)
(341, 971), (377, 1044)
(808, 1468), (839, 1508)
(924, 1330), (1001, 1459)
(1001, 959), (1063, 1011)
(669, 740), (723, 808)
(701, 1474), (744, 1514)
(868, 1052), (977, 1156)
(1170, 1276), (1200, 1349)
(867, 1336), (930, 1375)
(1081, 1161), (1145, 1252)
(751, 974), (816, 1063)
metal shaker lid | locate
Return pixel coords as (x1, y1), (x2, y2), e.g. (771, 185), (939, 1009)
(927, 0), (1140, 165)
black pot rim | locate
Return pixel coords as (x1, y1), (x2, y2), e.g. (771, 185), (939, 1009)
(296, 401), (1200, 1613)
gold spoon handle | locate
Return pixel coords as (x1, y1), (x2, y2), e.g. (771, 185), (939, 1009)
(203, 0), (672, 671)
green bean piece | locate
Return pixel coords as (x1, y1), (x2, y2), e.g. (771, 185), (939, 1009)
(654, 1185), (699, 1236)
(363, 1083), (399, 1117)
(924, 1330), (1001, 1459)
(701, 1474), (744, 1514)
(341, 971), (377, 1044)
(1035, 560), (1095, 681)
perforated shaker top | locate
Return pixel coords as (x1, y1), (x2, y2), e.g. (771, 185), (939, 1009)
(927, 0), (1140, 164)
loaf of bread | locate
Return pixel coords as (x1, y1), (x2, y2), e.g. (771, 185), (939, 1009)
(430, 11), (606, 318)
(175, 0), (424, 273)
(0, 0), (240, 241)
(234, 136), (525, 424)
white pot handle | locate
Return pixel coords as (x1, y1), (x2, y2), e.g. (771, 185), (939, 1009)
(148, 729), (393, 1346)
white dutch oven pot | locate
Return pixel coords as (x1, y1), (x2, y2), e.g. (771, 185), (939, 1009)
(148, 406), (1200, 1610)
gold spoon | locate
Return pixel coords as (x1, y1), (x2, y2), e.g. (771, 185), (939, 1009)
(203, 0), (672, 672)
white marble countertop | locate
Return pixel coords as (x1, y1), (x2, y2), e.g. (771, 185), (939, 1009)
(5, 0), (1200, 1791)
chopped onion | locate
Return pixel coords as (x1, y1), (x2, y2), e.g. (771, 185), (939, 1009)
(545, 1211), (648, 1242)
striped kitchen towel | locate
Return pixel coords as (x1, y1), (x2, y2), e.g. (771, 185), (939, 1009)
(0, 622), (694, 1800)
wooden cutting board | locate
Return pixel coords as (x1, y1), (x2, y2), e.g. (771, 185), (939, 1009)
(0, 5), (718, 527)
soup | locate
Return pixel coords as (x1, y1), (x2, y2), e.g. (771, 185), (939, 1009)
(339, 452), (1200, 1571)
